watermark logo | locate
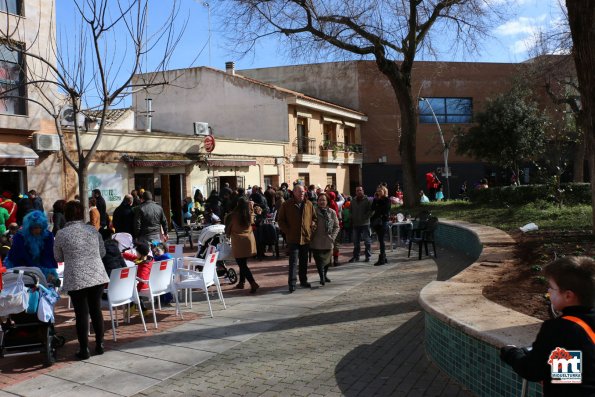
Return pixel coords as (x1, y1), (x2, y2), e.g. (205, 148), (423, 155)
(548, 347), (582, 384)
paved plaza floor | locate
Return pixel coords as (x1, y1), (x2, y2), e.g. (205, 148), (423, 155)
(2, 245), (475, 397)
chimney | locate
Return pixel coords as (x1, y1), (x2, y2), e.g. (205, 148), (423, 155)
(225, 61), (235, 75)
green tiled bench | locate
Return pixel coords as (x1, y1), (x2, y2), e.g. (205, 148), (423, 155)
(421, 221), (543, 397)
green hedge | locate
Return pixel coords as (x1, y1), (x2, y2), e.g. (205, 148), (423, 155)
(468, 183), (592, 205)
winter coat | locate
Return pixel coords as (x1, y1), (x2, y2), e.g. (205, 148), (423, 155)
(4, 231), (58, 270)
(133, 200), (168, 242)
(89, 207), (101, 230)
(350, 196), (372, 227)
(52, 212), (66, 235)
(112, 201), (135, 236)
(0, 207), (8, 234)
(501, 306), (594, 396)
(54, 221), (109, 292)
(310, 207), (340, 250)
(0, 199), (17, 226)
(225, 212), (256, 259)
(102, 239), (126, 277)
(277, 198), (317, 245)
(370, 196), (391, 226)
(95, 195), (108, 227)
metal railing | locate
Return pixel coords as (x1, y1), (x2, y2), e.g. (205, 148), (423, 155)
(295, 136), (317, 155)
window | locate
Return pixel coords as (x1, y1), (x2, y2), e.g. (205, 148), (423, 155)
(297, 173), (310, 186)
(418, 97), (472, 124)
(323, 123), (336, 143)
(0, 43), (26, 115)
(326, 173), (336, 188)
(0, 0), (21, 15)
(344, 126), (355, 146)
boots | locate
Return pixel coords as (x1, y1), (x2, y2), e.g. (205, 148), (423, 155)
(374, 253), (386, 266)
(317, 265), (325, 286)
(235, 282), (245, 289)
(323, 265), (331, 283)
(249, 280), (259, 294)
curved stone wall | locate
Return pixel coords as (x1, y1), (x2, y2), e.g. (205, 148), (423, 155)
(421, 220), (544, 397)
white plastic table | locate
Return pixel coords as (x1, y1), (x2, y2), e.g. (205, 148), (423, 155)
(388, 221), (412, 251)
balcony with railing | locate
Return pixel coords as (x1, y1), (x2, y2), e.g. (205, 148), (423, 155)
(321, 141), (363, 164)
(294, 136), (319, 163)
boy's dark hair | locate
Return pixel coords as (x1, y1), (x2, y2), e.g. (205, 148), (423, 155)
(544, 256), (595, 306)
(135, 243), (150, 257)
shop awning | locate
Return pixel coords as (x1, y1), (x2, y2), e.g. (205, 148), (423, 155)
(207, 159), (257, 167)
(0, 144), (39, 166)
(125, 159), (197, 168)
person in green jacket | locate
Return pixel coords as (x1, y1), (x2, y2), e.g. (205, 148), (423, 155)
(0, 203), (9, 234)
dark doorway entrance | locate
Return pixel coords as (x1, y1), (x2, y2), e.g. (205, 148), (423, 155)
(0, 167), (26, 198)
(134, 173), (154, 195)
(160, 174), (183, 228)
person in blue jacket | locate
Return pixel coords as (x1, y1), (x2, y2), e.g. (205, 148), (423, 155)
(4, 210), (59, 285)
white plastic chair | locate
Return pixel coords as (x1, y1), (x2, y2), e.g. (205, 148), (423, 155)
(105, 266), (147, 341)
(396, 213), (405, 222)
(172, 252), (225, 318)
(179, 245), (217, 307)
(167, 243), (185, 270)
(138, 259), (175, 329)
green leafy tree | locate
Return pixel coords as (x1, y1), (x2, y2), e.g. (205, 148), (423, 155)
(456, 88), (549, 182)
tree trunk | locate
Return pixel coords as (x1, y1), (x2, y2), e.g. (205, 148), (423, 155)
(566, 0), (595, 233)
(78, 159), (90, 222)
(573, 114), (588, 182)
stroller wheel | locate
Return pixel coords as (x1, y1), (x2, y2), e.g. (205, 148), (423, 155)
(227, 268), (238, 284)
(43, 326), (56, 366)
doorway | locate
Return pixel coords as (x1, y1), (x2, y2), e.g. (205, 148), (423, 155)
(0, 167), (26, 197)
(134, 173), (154, 195)
(160, 174), (183, 228)
(219, 176), (237, 191)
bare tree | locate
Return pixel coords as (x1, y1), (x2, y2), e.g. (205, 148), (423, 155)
(565, 0), (595, 233)
(221, 0), (505, 206)
(0, 0), (187, 213)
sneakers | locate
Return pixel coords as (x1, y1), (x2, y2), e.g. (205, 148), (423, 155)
(348, 257), (359, 263)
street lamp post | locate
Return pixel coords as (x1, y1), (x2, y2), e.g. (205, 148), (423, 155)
(419, 97), (451, 199)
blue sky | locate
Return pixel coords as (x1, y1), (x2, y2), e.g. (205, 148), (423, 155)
(56, 0), (566, 71)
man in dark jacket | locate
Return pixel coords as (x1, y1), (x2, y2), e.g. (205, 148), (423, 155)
(249, 186), (269, 213)
(112, 195), (135, 236)
(133, 191), (168, 244)
(92, 189), (109, 228)
(348, 186), (372, 263)
(501, 256), (594, 396)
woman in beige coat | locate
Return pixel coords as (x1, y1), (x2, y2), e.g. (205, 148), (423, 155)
(225, 197), (259, 293)
(310, 193), (340, 285)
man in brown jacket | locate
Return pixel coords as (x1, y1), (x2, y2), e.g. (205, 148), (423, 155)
(278, 184), (317, 293)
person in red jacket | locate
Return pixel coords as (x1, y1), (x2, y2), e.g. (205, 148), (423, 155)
(122, 243), (153, 292)
(0, 191), (17, 227)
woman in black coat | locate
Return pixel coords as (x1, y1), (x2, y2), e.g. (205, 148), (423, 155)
(52, 199), (67, 235)
(370, 185), (391, 266)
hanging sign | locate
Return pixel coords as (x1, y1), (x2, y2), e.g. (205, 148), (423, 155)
(204, 135), (216, 153)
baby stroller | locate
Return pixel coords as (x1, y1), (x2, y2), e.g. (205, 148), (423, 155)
(0, 267), (63, 366)
(112, 233), (136, 267)
(195, 225), (238, 284)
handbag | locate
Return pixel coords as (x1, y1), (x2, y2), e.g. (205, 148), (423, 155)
(0, 271), (29, 317)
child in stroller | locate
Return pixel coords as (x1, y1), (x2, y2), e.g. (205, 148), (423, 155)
(0, 267), (63, 366)
(195, 225), (237, 284)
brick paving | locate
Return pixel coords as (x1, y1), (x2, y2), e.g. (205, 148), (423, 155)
(1, 242), (475, 396)
(133, 247), (474, 397)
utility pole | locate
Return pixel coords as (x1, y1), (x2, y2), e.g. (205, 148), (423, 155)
(419, 97), (451, 199)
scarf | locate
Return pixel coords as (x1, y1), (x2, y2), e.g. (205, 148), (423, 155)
(319, 207), (333, 236)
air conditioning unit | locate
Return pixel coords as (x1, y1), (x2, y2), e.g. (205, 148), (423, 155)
(60, 106), (85, 127)
(193, 122), (210, 136)
(33, 134), (60, 152)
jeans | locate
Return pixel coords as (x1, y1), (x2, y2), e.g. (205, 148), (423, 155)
(288, 243), (309, 286)
(68, 284), (105, 351)
(373, 222), (389, 255)
(352, 225), (372, 259)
